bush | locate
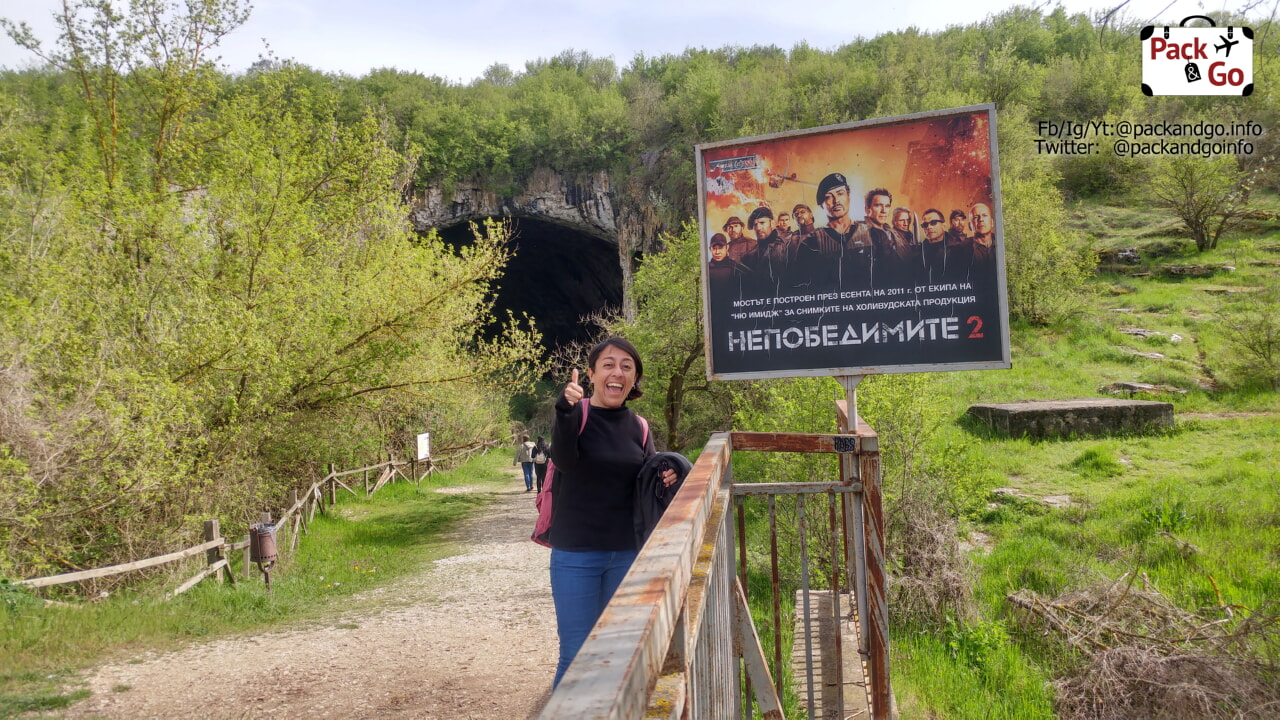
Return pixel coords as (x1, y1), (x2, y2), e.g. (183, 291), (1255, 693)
(1214, 280), (1280, 390)
(0, 578), (40, 615)
(1001, 174), (1094, 325)
(944, 615), (1011, 671)
(860, 374), (979, 624)
(1057, 138), (1146, 198)
(1150, 155), (1253, 252)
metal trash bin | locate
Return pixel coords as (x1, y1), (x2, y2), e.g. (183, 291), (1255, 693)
(249, 523), (278, 564)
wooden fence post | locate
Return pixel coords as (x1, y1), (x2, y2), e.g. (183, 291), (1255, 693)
(243, 533), (251, 580)
(203, 519), (223, 585)
(287, 490), (297, 552)
(328, 463), (337, 506)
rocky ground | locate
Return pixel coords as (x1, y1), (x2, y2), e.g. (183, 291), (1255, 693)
(61, 471), (557, 720)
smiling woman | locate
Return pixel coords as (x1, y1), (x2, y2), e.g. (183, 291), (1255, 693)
(544, 337), (656, 687)
(587, 342), (642, 408)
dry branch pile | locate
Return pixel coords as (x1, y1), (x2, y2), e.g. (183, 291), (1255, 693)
(1008, 574), (1280, 719)
(887, 488), (971, 625)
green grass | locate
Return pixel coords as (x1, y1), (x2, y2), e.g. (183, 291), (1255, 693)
(893, 621), (1056, 720)
(885, 198), (1280, 717)
(0, 451), (513, 718)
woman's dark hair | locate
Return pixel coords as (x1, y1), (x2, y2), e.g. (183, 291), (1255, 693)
(586, 337), (644, 400)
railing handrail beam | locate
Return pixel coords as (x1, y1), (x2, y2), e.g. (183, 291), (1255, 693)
(539, 433), (732, 719)
(16, 537), (224, 588)
(732, 481), (863, 496)
(330, 459), (398, 478)
(729, 431), (876, 454)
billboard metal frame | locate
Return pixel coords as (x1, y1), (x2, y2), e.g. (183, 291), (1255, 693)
(696, 104), (1011, 382)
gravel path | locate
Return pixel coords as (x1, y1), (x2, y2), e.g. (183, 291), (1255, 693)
(63, 471), (557, 720)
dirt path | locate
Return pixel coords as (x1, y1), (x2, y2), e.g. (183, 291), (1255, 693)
(63, 472), (557, 720)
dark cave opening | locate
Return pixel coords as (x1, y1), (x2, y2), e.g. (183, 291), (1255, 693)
(437, 217), (624, 353)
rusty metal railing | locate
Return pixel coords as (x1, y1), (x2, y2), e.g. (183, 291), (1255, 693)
(537, 414), (892, 720)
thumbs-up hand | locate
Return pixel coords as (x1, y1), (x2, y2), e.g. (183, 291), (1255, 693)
(564, 368), (584, 405)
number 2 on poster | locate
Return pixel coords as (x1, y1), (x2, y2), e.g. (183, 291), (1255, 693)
(967, 316), (985, 339)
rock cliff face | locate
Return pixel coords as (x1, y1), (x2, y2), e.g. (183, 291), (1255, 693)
(409, 168), (618, 242)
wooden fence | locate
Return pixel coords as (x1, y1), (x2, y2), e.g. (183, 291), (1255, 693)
(14, 453), (433, 598)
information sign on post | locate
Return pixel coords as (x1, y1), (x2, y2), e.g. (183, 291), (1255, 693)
(696, 104), (1010, 381)
(416, 432), (430, 461)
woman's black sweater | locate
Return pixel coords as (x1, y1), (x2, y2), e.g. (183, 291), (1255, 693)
(548, 394), (653, 551)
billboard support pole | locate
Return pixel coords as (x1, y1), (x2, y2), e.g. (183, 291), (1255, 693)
(838, 375), (863, 428)
(838, 375), (870, 655)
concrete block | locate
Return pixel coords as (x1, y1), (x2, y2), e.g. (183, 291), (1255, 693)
(967, 398), (1174, 439)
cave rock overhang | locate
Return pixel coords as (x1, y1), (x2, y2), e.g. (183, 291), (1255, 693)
(434, 215), (623, 351)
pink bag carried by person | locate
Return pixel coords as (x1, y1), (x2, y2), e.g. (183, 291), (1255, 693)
(531, 399), (648, 547)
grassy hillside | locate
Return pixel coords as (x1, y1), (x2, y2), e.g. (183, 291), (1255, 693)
(891, 195), (1280, 718)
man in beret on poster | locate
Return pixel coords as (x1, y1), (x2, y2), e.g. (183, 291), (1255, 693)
(941, 209), (974, 284)
(792, 203), (817, 239)
(723, 216), (752, 263)
(706, 232), (752, 300)
(793, 172), (873, 292)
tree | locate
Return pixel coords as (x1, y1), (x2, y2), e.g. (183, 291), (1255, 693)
(0, 1), (541, 578)
(613, 222), (733, 452)
(1151, 155), (1253, 252)
(1000, 173), (1094, 325)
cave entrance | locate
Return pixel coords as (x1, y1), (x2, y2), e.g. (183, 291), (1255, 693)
(438, 217), (623, 353)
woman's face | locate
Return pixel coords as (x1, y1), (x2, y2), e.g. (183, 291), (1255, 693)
(588, 345), (638, 408)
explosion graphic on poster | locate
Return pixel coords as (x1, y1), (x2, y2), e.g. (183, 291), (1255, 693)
(698, 107), (1010, 379)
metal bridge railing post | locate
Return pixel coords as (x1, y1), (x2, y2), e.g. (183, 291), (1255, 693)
(860, 441), (891, 719)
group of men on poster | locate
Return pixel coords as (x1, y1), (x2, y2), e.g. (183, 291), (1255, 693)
(707, 172), (998, 302)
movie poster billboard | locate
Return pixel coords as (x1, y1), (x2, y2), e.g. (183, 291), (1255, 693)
(696, 104), (1010, 380)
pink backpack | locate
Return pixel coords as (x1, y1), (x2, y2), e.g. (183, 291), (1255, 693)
(531, 399), (649, 547)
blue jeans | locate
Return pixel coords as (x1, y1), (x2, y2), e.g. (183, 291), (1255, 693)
(521, 462), (535, 490)
(549, 548), (638, 687)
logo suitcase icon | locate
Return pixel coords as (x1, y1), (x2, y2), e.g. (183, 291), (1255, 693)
(1142, 15), (1253, 96)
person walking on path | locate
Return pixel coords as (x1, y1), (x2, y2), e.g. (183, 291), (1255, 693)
(532, 435), (551, 493)
(514, 434), (536, 491)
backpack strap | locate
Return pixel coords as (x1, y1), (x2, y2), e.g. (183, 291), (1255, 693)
(638, 415), (649, 447)
(578, 398), (589, 434)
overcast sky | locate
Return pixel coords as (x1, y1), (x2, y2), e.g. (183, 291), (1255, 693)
(0, 0), (1238, 82)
